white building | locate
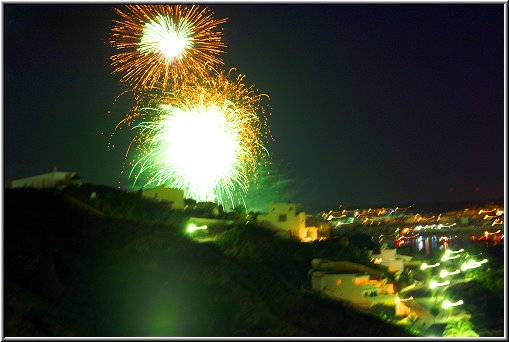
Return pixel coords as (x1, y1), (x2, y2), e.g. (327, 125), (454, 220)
(257, 202), (319, 241)
(310, 259), (396, 308)
(11, 170), (82, 189)
(141, 186), (185, 210)
(370, 246), (413, 273)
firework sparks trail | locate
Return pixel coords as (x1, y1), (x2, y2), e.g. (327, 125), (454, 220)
(122, 70), (271, 207)
(109, 5), (227, 92)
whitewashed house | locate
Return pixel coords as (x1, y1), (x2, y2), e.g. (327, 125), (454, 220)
(370, 246), (413, 273)
(310, 258), (396, 308)
(257, 202), (319, 241)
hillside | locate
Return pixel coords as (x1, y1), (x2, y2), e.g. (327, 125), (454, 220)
(4, 186), (412, 337)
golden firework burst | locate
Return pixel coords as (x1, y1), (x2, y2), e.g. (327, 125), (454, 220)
(109, 5), (227, 92)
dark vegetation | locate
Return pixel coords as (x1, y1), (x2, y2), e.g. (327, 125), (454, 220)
(61, 183), (187, 226)
(445, 280), (504, 337)
(4, 186), (413, 337)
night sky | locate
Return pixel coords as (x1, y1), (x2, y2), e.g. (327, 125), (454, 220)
(3, 4), (505, 211)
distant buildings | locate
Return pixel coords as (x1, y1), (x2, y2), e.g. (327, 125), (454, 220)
(317, 202), (504, 232)
(9, 170), (82, 189)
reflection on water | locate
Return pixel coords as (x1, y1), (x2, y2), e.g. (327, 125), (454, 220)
(408, 235), (459, 255)
(406, 235), (443, 255)
(415, 235), (439, 254)
(375, 229), (503, 256)
(398, 234), (502, 256)
(416, 236), (423, 252)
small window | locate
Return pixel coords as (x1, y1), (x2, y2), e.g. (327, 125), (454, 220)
(278, 214), (287, 222)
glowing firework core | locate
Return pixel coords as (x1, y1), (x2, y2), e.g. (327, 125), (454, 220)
(156, 103), (238, 200)
(141, 15), (194, 64)
(110, 6), (269, 207)
(132, 85), (266, 206)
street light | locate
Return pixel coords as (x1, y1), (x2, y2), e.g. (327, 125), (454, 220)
(442, 253), (461, 262)
(439, 269), (460, 278)
(429, 280), (450, 289)
(421, 262), (440, 270)
(460, 258), (488, 271)
(395, 296), (414, 303)
(447, 248), (464, 254)
(442, 299), (464, 309)
(186, 223), (208, 233)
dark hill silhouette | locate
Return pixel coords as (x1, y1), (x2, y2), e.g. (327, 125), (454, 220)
(4, 187), (412, 337)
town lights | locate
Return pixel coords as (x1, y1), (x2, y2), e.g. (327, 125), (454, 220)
(441, 253), (461, 261)
(429, 280), (450, 289)
(441, 249), (464, 261)
(396, 296), (414, 303)
(460, 258), (488, 271)
(186, 223), (208, 233)
(446, 248), (464, 255)
(461, 260), (476, 271)
(492, 219), (503, 226)
(442, 299), (464, 309)
(439, 269), (460, 278)
(421, 262), (440, 270)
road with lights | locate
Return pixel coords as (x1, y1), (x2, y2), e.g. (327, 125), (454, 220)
(399, 247), (492, 333)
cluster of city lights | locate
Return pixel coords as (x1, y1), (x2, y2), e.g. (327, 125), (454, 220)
(479, 229), (503, 240)
(427, 248), (489, 292)
(491, 218), (503, 226)
(419, 245), (495, 329)
(414, 223), (456, 231)
(479, 208), (504, 226)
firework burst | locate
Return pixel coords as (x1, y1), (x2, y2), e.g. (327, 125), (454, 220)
(109, 5), (227, 92)
(123, 70), (271, 207)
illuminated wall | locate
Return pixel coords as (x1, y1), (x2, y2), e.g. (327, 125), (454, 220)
(370, 247), (410, 273)
(257, 202), (307, 239)
(311, 272), (396, 307)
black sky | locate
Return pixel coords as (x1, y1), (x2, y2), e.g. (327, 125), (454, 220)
(3, 4), (505, 210)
